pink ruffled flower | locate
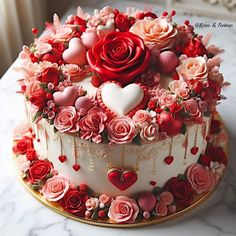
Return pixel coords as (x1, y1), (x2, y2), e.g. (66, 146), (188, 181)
(54, 106), (80, 133)
(35, 43), (52, 56)
(99, 194), (112, 205)
(133, 110), (151, 127)
(79, 107), (107, 143)
(159, 91), (177, 108)
(183, 99), (202, 121)
(155, 202), (168, 217)
(41, 175), (70, 202)
(176, 56), (208, 81)
(16, 155), (31, 176)
(85, 197), (99, 211)
(108, 196), (139, 223)
(209, 161), (226, 182)
(140, 123), (159, 141)
(169, 80), (189, 99)
(24, 81), (41, 98)
(130, 18), (178, 50)
(13, 122), (32, 140)
(107, 116), (136, 144)
(186, 163), (216, 194)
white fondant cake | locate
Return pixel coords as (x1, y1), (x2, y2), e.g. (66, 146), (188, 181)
(12, 6), (228, 224)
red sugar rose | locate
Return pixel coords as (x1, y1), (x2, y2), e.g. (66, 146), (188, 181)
(86, 31), (150, 86)
(115, 13), (130, 32)
(29, 88), (47, 109)
(60, 188), (88, 217)
(164, 177), (194, 208)
(41, 48), (61, 63)
(27, 160), (52, 183)
(26, 148), (38, 161)
(39, 67), (61, 85)
(13, 136), (33, 155)
(183, 38), (207, 57)
(205, 145), (227, 165)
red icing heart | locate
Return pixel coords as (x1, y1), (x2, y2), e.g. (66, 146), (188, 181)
(58, 155), (67, 163)
(72, 164), (80, 171)
(164, 156), (174, 165)
(107, 168), (138, 191)
(191, 146), (199, 155)
(97, 81), (149, 119)
(150, 181), (157, 186)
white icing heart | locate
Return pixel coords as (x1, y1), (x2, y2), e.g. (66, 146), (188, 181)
(101, 83), (144, 116)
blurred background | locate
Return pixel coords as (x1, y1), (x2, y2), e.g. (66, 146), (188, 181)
(0, 0), (235, 77)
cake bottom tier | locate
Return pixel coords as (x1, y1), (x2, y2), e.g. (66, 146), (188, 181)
(12, 114), (228, 226)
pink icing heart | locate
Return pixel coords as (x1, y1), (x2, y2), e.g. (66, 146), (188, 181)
(53, 86), (78, 106)
(62, 38), (86, 65)
(81, 31), (99, 49)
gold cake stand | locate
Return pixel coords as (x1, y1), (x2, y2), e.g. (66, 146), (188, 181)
(14, 114), (229, 228)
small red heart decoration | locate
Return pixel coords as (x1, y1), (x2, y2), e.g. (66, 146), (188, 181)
(164, 156), (174, 165)
(107, 168), (138, 191)
(191, 146), (199, 155)
(72, 164), (80, 171)
(58, 155), (67, 163)
(149, 181), (157, 186)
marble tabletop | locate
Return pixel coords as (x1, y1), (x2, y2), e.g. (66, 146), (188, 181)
(0, 1), (236, 236)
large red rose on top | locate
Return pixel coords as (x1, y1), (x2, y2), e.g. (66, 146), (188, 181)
(86, 31), (150, 86)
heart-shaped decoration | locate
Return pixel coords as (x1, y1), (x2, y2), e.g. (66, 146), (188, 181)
(62, 38), (86, 65)
(58, 155), (67, 163)
(72, 164), (80, 172)
(191, 146), (199, 155)
(164, 155), (174, 165)
(97, 81), (148, 117)
(53, 86), (78, 106)
(107, 168), (138, 191)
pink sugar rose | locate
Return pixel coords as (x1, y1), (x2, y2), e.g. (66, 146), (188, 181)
(140, 123), (159, 141)
(155, 202), (168, 217)
(159, 191), (174, 205)
(176, 56), (208, 81)
(35, 42), (52, 56)
(133, 110), (152, 127)
(85, 197), (99, 211)
(183, 99), (202, 121)
(79, 107), (107, 143)
(107, 116), (137, 144)
(13, 122), (32, 140)
(159, 91), (177, 108)
(186, 163), (216, 194)
(54, 106), (80, 133)
(130, 18), (178, 50)
(54, 25), (74, 42)
(108, 196), (139, 223)
(16, 155), (31, 177)
(169, 80), (189, 99)
(41, 175), (70, 201)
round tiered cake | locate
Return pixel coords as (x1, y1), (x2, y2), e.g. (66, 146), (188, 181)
(13, 6), (228, 225)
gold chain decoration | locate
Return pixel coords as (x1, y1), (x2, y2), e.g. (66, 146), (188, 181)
(183, 130), (189, 165)
(72, 137), (80, 171)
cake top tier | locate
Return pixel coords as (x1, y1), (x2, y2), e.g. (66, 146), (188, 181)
(17, 6), (226, 145)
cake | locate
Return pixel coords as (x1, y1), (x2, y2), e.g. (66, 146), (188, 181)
(13, 6), (228, 225)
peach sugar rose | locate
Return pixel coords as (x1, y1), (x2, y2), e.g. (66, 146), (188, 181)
(41, 175), (70, 201)
(130, 18), (178, 50)
(176, 56), (208, 81)
(108, 196), (139, 223)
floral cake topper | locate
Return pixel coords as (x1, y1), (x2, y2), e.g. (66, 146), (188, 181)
(16, 6), (227, 145)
